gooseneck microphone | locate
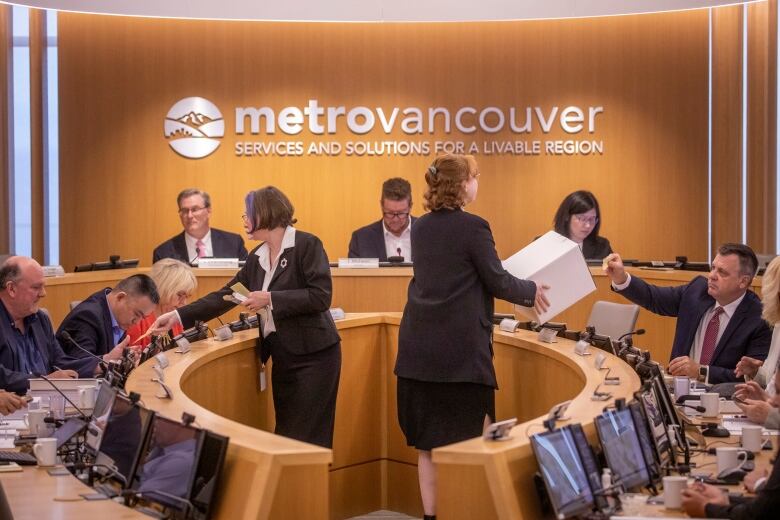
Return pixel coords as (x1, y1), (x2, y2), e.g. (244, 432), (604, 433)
(60, 331), (108, 373)
(677, 403), (706, 413)
(617, 329), (646, 342)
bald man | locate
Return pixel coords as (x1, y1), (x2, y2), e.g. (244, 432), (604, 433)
(0, 256), (93, 394)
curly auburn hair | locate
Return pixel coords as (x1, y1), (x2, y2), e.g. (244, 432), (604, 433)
(422, 154), (478, 211)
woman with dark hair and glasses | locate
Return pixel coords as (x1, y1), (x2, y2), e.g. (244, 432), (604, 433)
(150, 186), (340, 448)
(553, 190), (613, 260)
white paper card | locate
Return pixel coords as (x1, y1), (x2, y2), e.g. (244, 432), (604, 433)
(338, 258), (380, 268)
(502, 231), (596, 323)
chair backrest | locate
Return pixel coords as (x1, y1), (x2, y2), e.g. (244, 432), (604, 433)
(586, 300), (640, 341)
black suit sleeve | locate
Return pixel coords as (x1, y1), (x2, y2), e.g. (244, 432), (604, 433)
(347, 231), (360, 258)
(705, 455), (780, 519)
(235, 237), (249, 261)
(58, 310), (106, 358)
(271, 236), (333, 319)
(468, 218), (536, 306)
(0, 364), (33, 395)
(177, 264), (250, 329)
(616, 274), (688, 317)
(708, 321), (772, 384)
(152, 247), (162, 264)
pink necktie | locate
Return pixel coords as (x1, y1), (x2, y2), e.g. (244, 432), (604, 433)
(699, 307), (724, 366)
(196, 239), (205, 258)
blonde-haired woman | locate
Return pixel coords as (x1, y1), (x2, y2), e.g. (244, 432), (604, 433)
(734, 255), (780, 429)
(394, 154), (549, 520)
(127, 258), (197, 346)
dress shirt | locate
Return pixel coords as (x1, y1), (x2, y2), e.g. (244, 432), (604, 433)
(0, 300), (47, 375)
(613, 273), (746, 375)
(184, 230), (213, 262)
(104, 290), (124, 347)
(382, 218), (412, 262)
(254, 226), (297, 337)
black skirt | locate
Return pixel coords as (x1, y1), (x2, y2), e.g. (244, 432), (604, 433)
(396, 377), (495, 451)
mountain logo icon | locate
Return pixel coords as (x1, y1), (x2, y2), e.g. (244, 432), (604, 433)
(164, 97), (225, 159)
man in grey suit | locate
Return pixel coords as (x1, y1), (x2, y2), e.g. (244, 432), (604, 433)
(348, 178), (416, 262)
(153, 188), (248, 264)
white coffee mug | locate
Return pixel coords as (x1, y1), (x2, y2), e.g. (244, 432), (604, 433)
(33, 437), (57, 466)
(674, 376), (692, 398)
(716, 447), (748, 474)
(741, 425), (763, 452)
(78, 385), (96, 409)
(663, 475), (688, 510)
(700, 392), (722, 417)
(23, 409), (49, 436)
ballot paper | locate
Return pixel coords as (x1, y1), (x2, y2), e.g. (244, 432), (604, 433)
(502, 231), (596, 324)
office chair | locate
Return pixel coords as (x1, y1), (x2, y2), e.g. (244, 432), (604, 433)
(586, 300), (640, 341)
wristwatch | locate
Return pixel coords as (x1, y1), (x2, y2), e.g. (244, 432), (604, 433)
(698, 365), (708, 383)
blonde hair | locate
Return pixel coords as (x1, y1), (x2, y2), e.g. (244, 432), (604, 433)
(150, 258), (197, 309)
(762, 256), (780, 325)
(423, 154), (478, 211)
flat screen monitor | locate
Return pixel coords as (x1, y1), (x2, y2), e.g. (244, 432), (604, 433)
(95, 394), (154, 487)
(130, 415), (204, 511)
(589, 334), (616, 356)
(644, 364), (688, 459)
(564, 424), (607, 510)
(637, 387), (674, 471)
(627, 401), (662, 484)
(85, 382), (118, 453)
(594, 408), (651, 491)
(530, 428), (595, 519)
(190, 430), (229, 518)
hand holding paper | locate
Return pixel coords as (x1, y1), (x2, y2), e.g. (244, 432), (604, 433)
(534, 283), (551, 314)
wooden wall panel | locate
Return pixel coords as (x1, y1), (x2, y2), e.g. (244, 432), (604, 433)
(747, 0), (777, 254)
(57, 10), (711, 269)
(29, 9), (44, 262)
(712, 5), (745, 253)
(0, 5), (9, 254)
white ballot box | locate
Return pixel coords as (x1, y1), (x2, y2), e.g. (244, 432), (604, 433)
(502, 231), (595, 323)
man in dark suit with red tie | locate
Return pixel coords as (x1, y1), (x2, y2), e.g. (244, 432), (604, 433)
(153, 188), (248, 264)
(604, 243), (771, 384)
(348, 178), (416, 262)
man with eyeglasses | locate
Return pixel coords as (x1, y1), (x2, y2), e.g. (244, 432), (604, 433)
(0, 256), (94, 394)
(349, 178), (416, 262)
(57, 274), (160, 367)
(153, 188), (248, 264)
(604, 243), (770, 384)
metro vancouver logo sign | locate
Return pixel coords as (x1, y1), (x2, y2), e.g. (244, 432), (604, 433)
(164, 97), (604, 159)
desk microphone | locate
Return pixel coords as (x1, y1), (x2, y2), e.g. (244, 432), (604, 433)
(60, 331), (108, 373)
(36, 373), (89, 420)
(617, 329), (645, 342)
(189, 248), (200, 267)
(677, 403), (706, 413)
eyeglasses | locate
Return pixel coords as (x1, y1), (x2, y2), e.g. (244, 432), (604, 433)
(178, 206), (208, 217)
(383, 212), (410, 220)
(572, 214), (598, 225)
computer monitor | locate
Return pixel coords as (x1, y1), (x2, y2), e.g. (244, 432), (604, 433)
(85, 382), (118, 453)
(636, 386), (674, 472)
(627, 401), (662, 485)
(643, 364), (688, 461)
(530, 428), (595, 519)
(594, 408), (651, 491)
(564, 424), (608, 511)
(94, 394), (155, 487)
(190, 430), (229, 519)
(588, 334), (616, 356)
(130, 415), (203, 512)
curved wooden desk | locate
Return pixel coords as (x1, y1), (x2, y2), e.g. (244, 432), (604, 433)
(122, 313), (640, 519)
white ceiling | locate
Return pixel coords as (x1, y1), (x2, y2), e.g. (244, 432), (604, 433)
(1, 0), (759, 22)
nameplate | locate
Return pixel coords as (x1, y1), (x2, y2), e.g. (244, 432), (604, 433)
(537, 327), (558, 343)
(197, 257), (239, 269)
(338, 258), (379, 269)
(498, 318), (520, 332)
(174, 337), (191, 354)
(574, 340), (591, 356)
(329, 307), (346, 320)
(42, 265), (65, 277)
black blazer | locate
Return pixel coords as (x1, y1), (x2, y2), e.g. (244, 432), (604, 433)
(56, 289), (117, 359)
(177, 230), (340, 356)
(395, 209), (537, 388)
(152, 228), (249, 264)
(347, 217), (417, 261)
(0, 306), (95, 394)
(616, 275), (771, 384)
(581, 236), (613, 260)
(706, 448), (780, 519)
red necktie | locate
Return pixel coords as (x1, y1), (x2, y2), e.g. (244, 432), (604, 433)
(699, 307), (724, 366)
(196, 239), (205, 258)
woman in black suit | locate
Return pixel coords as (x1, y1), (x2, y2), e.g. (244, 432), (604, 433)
(395, 154), (550, 520)
(553, 190), (613, 260)
(151, 186), (340, 448)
